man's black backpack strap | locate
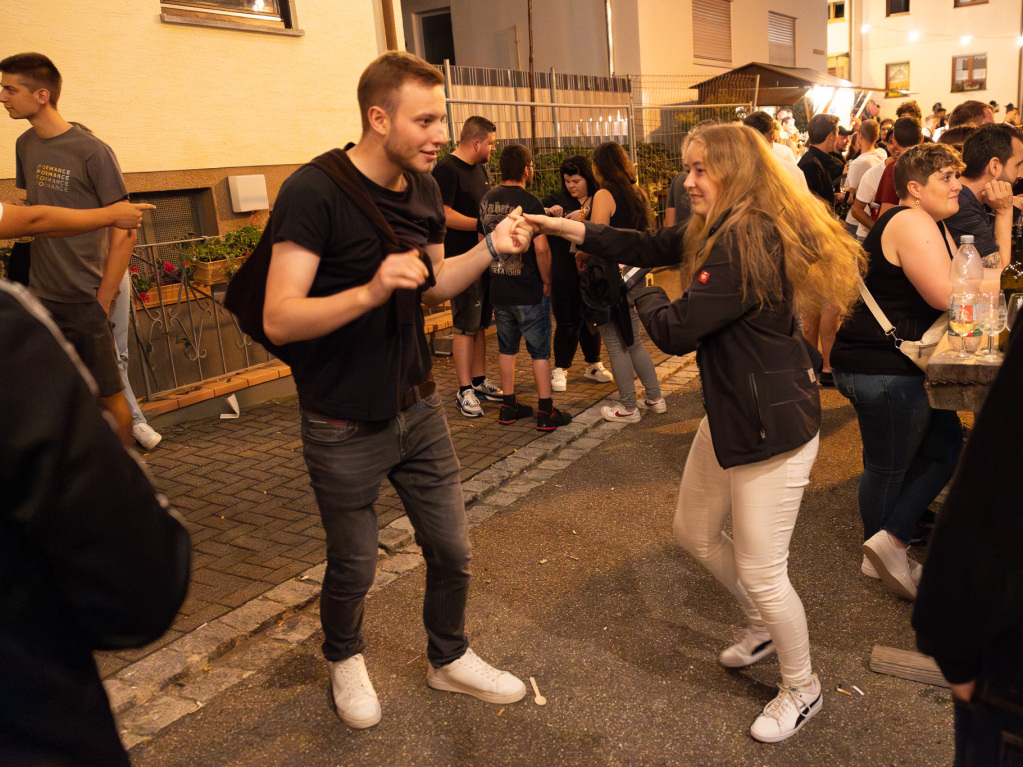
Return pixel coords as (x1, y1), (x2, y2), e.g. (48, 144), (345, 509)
(223, 146), (435, 362)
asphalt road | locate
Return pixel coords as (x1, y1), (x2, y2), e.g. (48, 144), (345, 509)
(130, 382), (954, 767)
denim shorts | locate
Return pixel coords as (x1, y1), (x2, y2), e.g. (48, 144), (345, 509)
(494, 297), (551, 360)
(450, 273), (492, 335)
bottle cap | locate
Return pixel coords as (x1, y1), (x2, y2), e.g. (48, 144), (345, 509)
(961, 235), (975, 244)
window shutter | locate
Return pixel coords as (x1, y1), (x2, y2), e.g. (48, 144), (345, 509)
(768, 12), (796, 67)
(693, 0), (732, 63)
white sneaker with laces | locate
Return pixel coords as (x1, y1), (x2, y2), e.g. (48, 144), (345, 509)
(601, 403), (641, 423)
(426, 648), (526, 704)
(456, 388), (484, 418)
(327, 654), (381, 729)
(551, 367), (567, 392)
(637, 397), (667, 413)
(132, 422), (162, 450)
(750, 674), (822, 743)
(472, 378), (504, 402)
(584, 362), (613, 383)
(719, 627), (776, 669)
(863, 530), (917, 600)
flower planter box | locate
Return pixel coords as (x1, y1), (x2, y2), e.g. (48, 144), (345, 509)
(135, 283), (188, 310)
(192, 256), (247, 284)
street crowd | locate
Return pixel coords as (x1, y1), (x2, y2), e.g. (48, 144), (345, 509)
(2, 48), (1022, 767)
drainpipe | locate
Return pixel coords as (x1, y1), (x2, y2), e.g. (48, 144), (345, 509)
(380, 0), (397, 51)
(606, 0), (614, 76)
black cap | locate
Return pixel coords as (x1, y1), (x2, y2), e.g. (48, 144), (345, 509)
(837, 126), (855, 136)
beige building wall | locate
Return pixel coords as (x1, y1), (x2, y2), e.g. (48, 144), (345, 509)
(850, 0), (1022, 116)
(0, 0), (386, 183)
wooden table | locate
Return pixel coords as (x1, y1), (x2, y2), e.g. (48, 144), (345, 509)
(925, 332), (1003, 412)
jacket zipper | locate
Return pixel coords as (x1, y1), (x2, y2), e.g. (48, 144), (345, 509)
(748, 373), (767, 441)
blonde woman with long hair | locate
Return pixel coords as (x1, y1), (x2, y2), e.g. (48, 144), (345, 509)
(524, 124), (864, 743)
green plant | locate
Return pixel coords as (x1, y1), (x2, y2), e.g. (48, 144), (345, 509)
(178, 224), (263, 269)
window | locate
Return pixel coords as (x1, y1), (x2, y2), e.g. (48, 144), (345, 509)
(828, 1), (846, 21)
(693, 0), (732, 63)
(768, 12), (796, 67)
(886, 62), (910, 98)
(952, 53), (987, 93)
(954, 0), (988, 5)
(132, 189), (214, 273)
(415, 9), (455, 66)
(886, 0), (910, 15)
(161, 0), (301, 35)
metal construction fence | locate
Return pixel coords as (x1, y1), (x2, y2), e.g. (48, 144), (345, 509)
(442, 64), (759, 219)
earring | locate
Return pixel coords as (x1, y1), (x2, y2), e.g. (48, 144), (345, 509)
(914, 197), (920, 206)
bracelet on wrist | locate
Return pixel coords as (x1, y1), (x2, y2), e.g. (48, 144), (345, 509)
(485, 232), (499, 260)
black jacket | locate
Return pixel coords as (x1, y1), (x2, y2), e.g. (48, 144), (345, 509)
(580, 221), (821, 469)
(913, 318), (1023, 697)
(0, 281), (191, 766)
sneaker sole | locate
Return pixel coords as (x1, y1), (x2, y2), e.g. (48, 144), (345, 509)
(720, 641), (776, 669)
(426, 674), (527, 704)
(862, 545), (916, 600)
(551, 383), (567, 392)
(473, 391), (504, 402)
(749, 694), (822, 743)
(458, 409), (484, 418)
(338, 706), (382, 729)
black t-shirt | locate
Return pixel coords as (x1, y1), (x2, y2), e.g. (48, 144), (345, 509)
(432, 153), (490, 258)
(478, 185), (546, 305)
(271, 163), (445, 420)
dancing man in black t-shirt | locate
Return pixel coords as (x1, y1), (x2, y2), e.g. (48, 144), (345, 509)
(262, 52), (532, 730)
(432, 115), (503, 418)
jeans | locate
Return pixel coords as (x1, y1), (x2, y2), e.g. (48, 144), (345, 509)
(550, 250), (600, 368)
(110, 272), (146, 426)
(597, 308), (660, 409)
(494, 297), (552, 360)
(832, 369), (962, 544)
(300, 391), (470, 667)
(673, 417), (819, 687)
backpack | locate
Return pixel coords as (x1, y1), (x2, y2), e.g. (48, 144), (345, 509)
(223, 146), (434, 365)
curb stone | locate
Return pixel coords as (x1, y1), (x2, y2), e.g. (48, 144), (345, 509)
(115, 354), (698, 748)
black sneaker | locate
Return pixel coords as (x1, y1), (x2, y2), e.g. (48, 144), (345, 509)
(498, 402), (534, 424)
(536, 407), (571, 431)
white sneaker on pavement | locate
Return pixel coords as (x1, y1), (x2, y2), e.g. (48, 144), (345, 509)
(456, 388), (484, 418)
(327, 654), (381, 729)
(551, 367), (567, 392)
(426, 648), (526, 704)
(750, 674), (822, 743)
(584, 362), (613, 383)
(863, 530), (917, 600)
(637, 397), (667, 413)
(132, 422), (162, 450)
(472, 378), (504, 402)
(719, 627), (776, 669)
(601, 403), (641, 423)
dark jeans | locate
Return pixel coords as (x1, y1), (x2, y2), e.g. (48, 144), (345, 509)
(955, 688), (1023, 767)
(832, 369), (962, 544)
(551, 250), (600, 369)
(301, 391), (470, 667)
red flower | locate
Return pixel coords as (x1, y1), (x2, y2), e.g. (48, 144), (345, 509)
(130, 266), (139, 274)
(139, 291), (150, 303)
(163, 261), (174, 273)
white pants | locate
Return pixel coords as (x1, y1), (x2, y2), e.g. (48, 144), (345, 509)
(674, 416), (819, 686)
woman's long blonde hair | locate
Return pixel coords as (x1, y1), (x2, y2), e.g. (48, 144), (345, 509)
(681, 124), (865, 318)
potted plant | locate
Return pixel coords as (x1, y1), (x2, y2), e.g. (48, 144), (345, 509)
(183, 224), (262, 284)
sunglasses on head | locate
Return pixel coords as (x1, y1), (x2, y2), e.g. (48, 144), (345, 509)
(562, 163), (580, 175)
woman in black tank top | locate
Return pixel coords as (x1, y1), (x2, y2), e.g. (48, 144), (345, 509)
(830, 143), (965, 602)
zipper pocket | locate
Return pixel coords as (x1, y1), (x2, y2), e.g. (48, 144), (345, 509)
(748, 373), (766, 441)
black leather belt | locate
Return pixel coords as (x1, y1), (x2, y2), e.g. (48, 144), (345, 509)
(399, 378), (436, 410)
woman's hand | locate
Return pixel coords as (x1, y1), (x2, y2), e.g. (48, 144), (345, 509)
(522, 213), (586, 246)
(575, 250), (592, 273)
(491, 206), (534, 253)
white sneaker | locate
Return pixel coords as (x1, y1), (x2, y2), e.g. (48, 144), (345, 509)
(132, 422), (162, 450)
(426, 648), (526, 704)
(472, 378), (504, 402)
(551, 367), (567, 392)
(327, 654), (381, 729)
(601, 403), (641, 423)
(750, 674), (822, 743)
(456, 388), (484, 418)
(861, 554), (880, 579)
(584, 362), (613, 383)
(720, 627), (776, 669)
(637, 397), (667, 413)
(863, 530), (917, 600)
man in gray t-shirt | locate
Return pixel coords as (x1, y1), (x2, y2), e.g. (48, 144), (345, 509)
(1, 52), (135, 444)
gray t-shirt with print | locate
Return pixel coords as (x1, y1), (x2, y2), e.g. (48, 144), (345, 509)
(16, 125), (129, 303)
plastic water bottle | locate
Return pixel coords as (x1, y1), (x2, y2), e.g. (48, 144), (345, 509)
(949, 235), (984, 352)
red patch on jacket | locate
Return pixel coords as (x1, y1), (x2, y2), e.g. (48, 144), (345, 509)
(698, 271), (710, 284)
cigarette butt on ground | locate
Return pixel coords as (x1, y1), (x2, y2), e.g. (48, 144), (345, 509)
(853, 685), (864, 696)
(497, 707), (505, 716)
(837, 687), (853, 696)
